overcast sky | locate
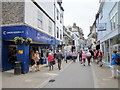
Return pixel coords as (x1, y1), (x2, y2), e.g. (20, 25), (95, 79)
(62, 0), (100, 38)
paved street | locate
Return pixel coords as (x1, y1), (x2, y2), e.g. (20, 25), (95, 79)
(43, 60), (94, 88)
(2, 59), (119, 88)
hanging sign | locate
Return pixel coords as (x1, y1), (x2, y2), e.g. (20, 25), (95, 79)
(97, 23), (106, 31)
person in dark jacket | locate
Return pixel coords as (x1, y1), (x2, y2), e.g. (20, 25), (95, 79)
(79, 49), (82, 62)
(57, 50), (63, 70)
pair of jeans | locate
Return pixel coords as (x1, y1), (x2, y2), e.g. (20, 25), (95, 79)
(58, 59), (62, 70)
(111, 65), (118, 77)
(87, 56), (91, 66)
(48, 62), (53, 70)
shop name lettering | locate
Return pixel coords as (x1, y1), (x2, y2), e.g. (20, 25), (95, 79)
(37, 33), (52, 41)
(3, 31), (24, 35)
(41, 36), (52, 41)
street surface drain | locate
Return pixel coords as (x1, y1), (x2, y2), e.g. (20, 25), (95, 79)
(49, 79), (55, 82)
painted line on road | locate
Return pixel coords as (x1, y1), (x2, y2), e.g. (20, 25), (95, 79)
(35, 61), (72, 88)
(91, 63), (99, 88)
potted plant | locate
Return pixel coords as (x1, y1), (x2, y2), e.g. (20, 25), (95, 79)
(14, 37), (24, 45)
(25, 38), (32, 44)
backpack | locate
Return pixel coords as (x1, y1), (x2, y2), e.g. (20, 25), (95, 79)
(114, 53), (120, 65)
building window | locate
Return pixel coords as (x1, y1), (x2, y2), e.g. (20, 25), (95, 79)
(60, 14), (62, 23)
(38, 11), (43, 29)
(48, 20), (52, 34)
(109, 3), (118, 31)
(60, 29), (62, 40)
(57, 9), (59, 20)
(57, 27), (59, 38)
(100, 10), (103, 20)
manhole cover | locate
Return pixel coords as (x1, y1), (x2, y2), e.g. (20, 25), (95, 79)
(49, 79), (55, 82)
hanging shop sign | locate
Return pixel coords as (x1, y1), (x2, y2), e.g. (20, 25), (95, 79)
(97, 23), (106, 31)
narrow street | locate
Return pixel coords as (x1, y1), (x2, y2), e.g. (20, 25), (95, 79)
(43, 60), (94, 88)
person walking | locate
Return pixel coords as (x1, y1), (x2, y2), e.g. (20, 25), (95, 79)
(64, 50), (68, 63)
(110, 50), (119, 79)
(79, 49), (82, 62)
(94, 50), (99, 64)
(82, 51), (87, 66)
(48, 53), (54, 71)
(46, 48), (51, 66)
(86, 50), (92, 66)
(97, 49), (103, 67)
(71, 49), (77, 62)
(34, 51), (40, 72)
(89, 49), (94, 62)
(30, 50), (35, 72)
(57, 50), (63, 70)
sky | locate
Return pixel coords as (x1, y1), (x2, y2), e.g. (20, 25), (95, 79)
(62, 0), (100, 39)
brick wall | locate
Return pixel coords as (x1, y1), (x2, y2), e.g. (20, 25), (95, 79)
(2, 2), (24, 25)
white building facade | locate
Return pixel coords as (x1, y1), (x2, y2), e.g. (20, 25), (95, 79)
(2, 0), (64, 72)
(96, 1), (120, 63)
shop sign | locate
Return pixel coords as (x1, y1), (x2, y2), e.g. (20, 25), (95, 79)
(97, 23), (106, 31)
(18, 50), (24, 54)
(36, 33), (52, 41)
(3, 31), (24, 35)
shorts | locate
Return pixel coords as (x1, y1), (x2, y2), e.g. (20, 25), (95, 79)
(31, 59), (35, 66)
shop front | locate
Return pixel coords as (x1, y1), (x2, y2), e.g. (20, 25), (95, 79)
(101, 34), (120, 63)
(2, 25), (56, 73)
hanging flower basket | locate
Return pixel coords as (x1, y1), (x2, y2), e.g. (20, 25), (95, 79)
(25, 38), (32, 45)
(14, 37), (24, 45)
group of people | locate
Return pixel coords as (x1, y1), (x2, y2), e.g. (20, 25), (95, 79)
(78, 49), (95, 66)
(30, 49), (64, 72)
(30, 47), (120, 79)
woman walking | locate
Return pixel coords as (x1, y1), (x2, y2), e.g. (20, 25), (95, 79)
(86, 50), (92, 66)
(71, 49), (77, 62)
(110, 50), (119, 79)
(48, 53), (54, 71)
(34, 51), (40, 72)
(97, 49), (103, 67)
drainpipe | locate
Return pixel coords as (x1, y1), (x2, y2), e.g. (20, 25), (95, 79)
(54, 0), (56, 50)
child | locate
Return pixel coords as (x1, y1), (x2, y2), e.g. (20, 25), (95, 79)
(82, 51), (87, 66)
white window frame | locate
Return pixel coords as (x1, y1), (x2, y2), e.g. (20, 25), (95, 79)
(48, 20), (52, 34)
(38, 11), (43, 29)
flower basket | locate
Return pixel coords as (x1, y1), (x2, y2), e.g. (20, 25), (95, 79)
(25, 38), (32, 45)
(14, 37), (24, 45)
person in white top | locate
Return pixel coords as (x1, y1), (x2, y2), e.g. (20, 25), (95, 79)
(86, 50), (92, 66)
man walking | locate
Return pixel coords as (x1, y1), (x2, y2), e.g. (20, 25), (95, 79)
(57, 50), (63, 70)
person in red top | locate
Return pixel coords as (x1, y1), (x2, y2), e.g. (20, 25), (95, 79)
(97, 49), (103, 67)
(48, 53), (54, 71)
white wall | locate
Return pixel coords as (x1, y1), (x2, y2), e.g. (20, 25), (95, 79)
(24, 0), (54, 37)
(55, 0), (64, 42)
(34, 0), (54, 20)
(97, 2), (118, 42)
